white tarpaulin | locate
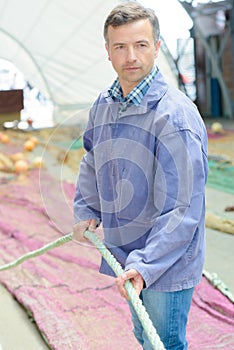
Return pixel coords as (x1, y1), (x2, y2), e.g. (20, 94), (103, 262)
(0, 0), (176, 121)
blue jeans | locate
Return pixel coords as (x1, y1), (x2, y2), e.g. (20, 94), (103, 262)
(128, 288), (194, 350)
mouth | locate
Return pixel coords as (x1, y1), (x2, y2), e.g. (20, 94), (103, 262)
(124, 67), (140, 72)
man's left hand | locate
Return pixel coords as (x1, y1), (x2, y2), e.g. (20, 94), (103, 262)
(115, 269), (145, 299)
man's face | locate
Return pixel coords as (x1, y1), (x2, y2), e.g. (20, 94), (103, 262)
(105, 19), (160, 96)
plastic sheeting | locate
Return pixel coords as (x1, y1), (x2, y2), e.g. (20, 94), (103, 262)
(0, 0), (177, 121)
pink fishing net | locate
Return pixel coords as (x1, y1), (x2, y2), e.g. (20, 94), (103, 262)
(0, 169), (233, 349)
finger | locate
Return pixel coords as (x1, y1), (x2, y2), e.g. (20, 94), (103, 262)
(95, 224), (104, 238)
(116, 274), (129, 300)
(133, 282), (143, 296)
(73, 220), (89, 241)
(122, 273), (133, 299)
(88, 219), (97, 232)
(123, 270), (144, 296)
(73, 232), (88, 242)
(124, 269), (139, 280)
(117, 285), (129, 299)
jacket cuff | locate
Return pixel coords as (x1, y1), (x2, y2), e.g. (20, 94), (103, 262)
(74, 211), (101, 226)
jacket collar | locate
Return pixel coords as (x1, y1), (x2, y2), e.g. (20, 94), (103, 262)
(103, 68), (169, 117)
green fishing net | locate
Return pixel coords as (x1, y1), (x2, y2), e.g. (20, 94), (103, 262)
(207, 159), (234, 194)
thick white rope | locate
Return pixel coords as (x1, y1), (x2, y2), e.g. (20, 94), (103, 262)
(84, 231), (165, 350)
(0, 233), (73, 271)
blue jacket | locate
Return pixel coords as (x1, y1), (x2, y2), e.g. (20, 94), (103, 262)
(74, 69), (208, 292)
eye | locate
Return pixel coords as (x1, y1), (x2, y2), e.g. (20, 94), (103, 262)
(115, 44), (124, 50)
(137, 43), (147, 48)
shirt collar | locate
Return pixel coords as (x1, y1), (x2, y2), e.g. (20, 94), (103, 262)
(108, 66), (158, 106)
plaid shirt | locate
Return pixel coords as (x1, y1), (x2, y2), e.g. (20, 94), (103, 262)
(109, 66), (158, 111)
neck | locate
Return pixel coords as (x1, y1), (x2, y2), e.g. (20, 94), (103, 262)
(118, 82), (135, 98)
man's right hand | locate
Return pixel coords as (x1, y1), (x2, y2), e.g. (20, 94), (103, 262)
(73, 219), (97, 242)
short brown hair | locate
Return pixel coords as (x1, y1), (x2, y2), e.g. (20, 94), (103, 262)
(104, 2), (160, 43)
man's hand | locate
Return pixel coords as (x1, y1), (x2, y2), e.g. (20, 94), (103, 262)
(115, 269), (145, 299)
(73, 219), (97, 242)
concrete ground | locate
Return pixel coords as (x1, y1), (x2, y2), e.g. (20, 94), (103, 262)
(205, 187), (234, 293)
(0, 284), (49, 350)
(205, 226), (234, 293)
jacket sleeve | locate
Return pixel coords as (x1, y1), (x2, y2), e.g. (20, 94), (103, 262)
(73, 109), (101, 224)
(124, 129), (208, 288)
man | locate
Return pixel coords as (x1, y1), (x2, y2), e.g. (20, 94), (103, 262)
(73, 2), (208, 349)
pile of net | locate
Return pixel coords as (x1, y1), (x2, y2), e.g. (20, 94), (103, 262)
(0, 167), (233, 349)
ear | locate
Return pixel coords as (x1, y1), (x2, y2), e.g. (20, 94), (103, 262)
(154, 40), (161, 59)
(105, 43), (111, 61)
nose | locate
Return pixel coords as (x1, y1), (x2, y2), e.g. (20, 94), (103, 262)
(126, 46), (137, 62)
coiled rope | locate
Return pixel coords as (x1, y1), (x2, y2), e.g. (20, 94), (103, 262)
(0, 231), (166, 350)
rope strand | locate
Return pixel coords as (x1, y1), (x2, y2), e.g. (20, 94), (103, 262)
(0, 233), (73, 271)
